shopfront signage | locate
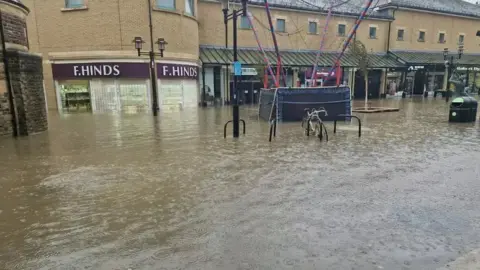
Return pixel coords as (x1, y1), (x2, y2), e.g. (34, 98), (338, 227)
(229, 67), (258, 76)
(52, 62), (150, 79)
(457, 66), (480, 71)
(408, 65), (425, 71)
(157, 63), (199, 79)
(52, 62), (199, 80)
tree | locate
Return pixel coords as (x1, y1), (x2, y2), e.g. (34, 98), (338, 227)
(349, 40), (371, 108)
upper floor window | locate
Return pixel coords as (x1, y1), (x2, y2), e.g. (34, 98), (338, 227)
(338, 24), (346, 36)
(438, 33), (446, 43)
(418, 31), (425, 42)
(185, 0), (194, 15)
(239, 15), (251, 29)
(276, 19), (286, 32)
(308, 22), (317, 34)
(459, 34), (465, 44)
(156, 0), (175, 10)
(397, 29), (404, 41)
(65, 0), (84, 8)
(369, 27), (377, 39)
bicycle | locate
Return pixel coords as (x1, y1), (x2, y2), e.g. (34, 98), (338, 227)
(302, 107), (328, 140)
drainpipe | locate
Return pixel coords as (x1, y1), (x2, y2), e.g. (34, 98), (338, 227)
(0, 11), (19, 137)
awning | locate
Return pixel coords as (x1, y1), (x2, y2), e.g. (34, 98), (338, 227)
(390, 51), (480, 66)
(200, 46), (404, 68)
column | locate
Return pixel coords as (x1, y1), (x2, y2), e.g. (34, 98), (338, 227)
(292, 68), (299, 88)
(380, 68), (386, 98)
(442, 65), (449, 91)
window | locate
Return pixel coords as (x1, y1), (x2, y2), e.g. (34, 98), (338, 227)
(156, 0), (175, 10)
(369, 27), (377, 39)
(308, 22), (317, 34)
(185, 0), (194, 15)
(459, 34), (465, 44)
(338, 24), (346, 36)
(239, 15), (251, 29)
(397, 29), (404, 41)
(65, 0), (84, 8)
(418, 31), (425, 42)
(276, 19), (286, 32)
(438, 33), (446, 43)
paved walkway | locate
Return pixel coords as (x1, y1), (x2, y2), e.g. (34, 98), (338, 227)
(438, 249), (480, 270)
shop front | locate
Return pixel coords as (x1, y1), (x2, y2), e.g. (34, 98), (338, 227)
(51, 61), (199, 113)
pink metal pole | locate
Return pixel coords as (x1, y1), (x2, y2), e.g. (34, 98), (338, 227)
(247, 12), (278, 88)
(328, 0), (374, 75)
(264, 0), (287, 87)
(311, 2), (333, 87)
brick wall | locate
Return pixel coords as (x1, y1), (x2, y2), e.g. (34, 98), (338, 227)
(0, 92), (12, 136)
(2, 12), (28, 47)
(5, 50), (47, 135)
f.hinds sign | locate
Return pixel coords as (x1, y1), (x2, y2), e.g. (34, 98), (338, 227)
(52, 63), (149, 79)
(52, 62), (199, 80)
(157, 63), (198, 79)
(73, 64), (121, 77)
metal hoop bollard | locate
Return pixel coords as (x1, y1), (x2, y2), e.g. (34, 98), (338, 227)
(224, 119), (246, 138)
(333, 114), (361, 137)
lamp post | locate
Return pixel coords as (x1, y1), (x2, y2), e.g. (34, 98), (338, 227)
(133, 36), (167, 115)
(443, 44), (463, 102)
(132, 0), (167, 116)
(223, 0), (248, 138)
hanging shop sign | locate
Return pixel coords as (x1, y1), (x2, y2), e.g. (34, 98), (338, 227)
(52, 62), (150, 79)
(157, 63), (199, 80)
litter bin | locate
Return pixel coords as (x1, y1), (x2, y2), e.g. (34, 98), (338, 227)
(449, 97), (478, 122)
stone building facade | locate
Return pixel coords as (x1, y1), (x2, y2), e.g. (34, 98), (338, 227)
(0, 0), (47, 137)
(19, 0), (480, 110)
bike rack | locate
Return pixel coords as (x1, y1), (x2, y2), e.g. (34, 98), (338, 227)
(268, 119), (277, 142)
(224, 119), (246, 138)
(333, 114), (361, 137)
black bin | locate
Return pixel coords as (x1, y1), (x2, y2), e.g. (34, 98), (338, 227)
(449, 96), (478, 123)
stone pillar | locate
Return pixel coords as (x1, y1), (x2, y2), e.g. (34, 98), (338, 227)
(292, 68), (299, 87)
(380, 68), (386, 98)
(443, 65), (449, 91)
(0, 92), (11, 135)
(0, 0), (47, 137)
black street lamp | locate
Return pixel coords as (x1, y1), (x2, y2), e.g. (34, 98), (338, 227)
(132, 0), (168, 116)
(443, 44), (463, 102)
(223, 0), (248, 138)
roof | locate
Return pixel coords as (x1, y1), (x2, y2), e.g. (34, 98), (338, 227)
(377, 0), (480, 19)
(227, 0), (393, 20)
(390, 51), (480, 66)
(200, 46), (405, 68)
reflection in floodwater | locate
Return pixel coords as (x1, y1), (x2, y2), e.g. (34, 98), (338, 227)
(1, 98), (480, 269)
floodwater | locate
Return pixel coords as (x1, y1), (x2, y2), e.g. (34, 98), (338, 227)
(1, 97), (480, 270)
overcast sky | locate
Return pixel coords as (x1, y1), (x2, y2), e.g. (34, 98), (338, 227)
(464, 0), (477, 3)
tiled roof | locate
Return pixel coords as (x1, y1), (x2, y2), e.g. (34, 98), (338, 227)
(378, 0), (480, 18)
(390, 51), (480, 66)
(227, 0), (393, 19)
(200, 46), (404, 68)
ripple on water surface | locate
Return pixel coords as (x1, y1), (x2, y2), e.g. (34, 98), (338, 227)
(1, 100), (480, 269)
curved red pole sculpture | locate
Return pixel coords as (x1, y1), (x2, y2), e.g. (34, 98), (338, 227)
(328, 0), (374, 76)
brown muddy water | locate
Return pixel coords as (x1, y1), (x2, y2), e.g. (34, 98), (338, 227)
(1, 98), (480, 270)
